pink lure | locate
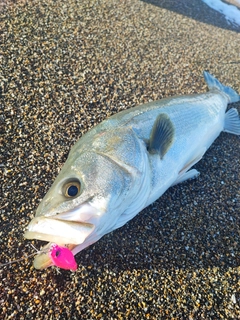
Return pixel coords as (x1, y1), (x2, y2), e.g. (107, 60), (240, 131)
(49, 244), (77, 271)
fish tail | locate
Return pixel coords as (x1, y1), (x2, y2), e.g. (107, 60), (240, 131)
(203, 71), (240, 103)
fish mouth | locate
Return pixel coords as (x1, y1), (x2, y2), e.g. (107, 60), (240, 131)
(24, 216), (95, 244)
(24, 216), (95, 270)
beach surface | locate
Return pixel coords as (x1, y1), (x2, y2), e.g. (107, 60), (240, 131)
(1, 0), (240, 318)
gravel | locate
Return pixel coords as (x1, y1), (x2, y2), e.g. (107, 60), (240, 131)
(1, 0), (240, 319)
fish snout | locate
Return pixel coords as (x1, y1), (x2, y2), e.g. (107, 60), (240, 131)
(24, 216), (95, 245)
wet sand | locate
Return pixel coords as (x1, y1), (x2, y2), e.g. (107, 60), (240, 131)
(1, 0), (240, 318)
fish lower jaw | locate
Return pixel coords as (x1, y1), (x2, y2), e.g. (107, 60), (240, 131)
(32, 242), (77, 270)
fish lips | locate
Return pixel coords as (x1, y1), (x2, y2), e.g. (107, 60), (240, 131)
(24, 216), (95, 245)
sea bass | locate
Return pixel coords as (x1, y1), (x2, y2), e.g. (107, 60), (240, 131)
(24, 72), (240, 270)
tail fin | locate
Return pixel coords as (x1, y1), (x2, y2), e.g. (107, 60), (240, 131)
(203, 71), (239, 103)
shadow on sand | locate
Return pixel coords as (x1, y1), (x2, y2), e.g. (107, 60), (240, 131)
(141, 0), (240, 32)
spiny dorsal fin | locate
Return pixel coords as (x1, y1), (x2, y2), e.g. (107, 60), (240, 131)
(148, 113), (175, 159)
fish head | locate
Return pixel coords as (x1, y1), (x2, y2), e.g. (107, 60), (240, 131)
(24, 150), (133, 269)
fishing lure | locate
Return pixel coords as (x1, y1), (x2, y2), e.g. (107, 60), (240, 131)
(0, 243), (77, 271)
(49, 244), (77, 271)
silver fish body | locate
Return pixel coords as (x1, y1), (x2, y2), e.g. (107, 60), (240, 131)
(24, 72), (240, 269)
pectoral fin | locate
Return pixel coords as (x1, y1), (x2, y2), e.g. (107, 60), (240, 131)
(148, 113), (175, 158)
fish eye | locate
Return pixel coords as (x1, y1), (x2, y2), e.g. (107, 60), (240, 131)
(63, 180), (81, 198)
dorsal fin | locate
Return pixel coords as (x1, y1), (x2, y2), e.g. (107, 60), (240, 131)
(148, 113), (175, 159)
(203, 71), (239, 103)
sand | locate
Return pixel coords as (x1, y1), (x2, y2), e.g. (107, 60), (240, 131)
(1, 0), (240, 318)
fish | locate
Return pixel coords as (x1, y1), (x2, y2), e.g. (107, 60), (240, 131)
(24, 72), (240, 270)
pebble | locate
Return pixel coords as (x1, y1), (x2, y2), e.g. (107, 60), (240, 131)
(1, 0), (240, 319)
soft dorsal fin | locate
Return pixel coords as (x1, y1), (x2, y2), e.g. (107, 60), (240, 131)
(148, 113), (175, 159)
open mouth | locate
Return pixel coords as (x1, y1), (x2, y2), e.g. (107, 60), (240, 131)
(24, 216), (95, 244)
(24, 216), (95, 270)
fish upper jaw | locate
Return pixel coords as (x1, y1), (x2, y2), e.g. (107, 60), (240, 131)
(24, 200), (104, 244)
(24, 216), (96, 245)
(48, 201), (103, 222)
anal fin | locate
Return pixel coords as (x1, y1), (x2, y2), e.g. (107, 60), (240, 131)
(224, 108), (240, 135)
